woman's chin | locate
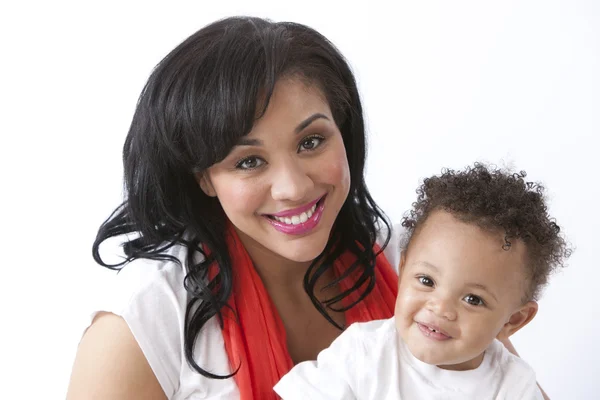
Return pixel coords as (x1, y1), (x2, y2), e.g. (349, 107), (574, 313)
(276, 239), (329, 264)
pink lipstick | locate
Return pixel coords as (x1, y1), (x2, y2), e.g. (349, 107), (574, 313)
(264, 195), (326, 235)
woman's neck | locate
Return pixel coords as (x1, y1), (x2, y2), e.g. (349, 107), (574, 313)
(234, 228), (336, 299)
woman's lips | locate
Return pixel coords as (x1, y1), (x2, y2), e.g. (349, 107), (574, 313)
(264, 196), (326, 235)
(268, 196), (323, 218)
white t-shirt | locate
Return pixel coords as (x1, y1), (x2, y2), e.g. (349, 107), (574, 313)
(274, 318), (544, 400)
(85, 224), (404, 399)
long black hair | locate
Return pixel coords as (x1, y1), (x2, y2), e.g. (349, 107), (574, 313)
(93, 16), (390, 378)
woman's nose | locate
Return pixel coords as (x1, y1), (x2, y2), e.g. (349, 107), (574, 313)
(270, 157), (314, 202)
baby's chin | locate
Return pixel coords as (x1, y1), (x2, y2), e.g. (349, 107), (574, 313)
(415, 350), (484, 371)
(410, 348), (452, 366)
(435, 355), (485, 371)
(406, 342), (484, 370)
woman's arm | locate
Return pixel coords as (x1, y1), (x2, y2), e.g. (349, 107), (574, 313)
(66, 312), (167, 400)
(498, 336), (550, 400)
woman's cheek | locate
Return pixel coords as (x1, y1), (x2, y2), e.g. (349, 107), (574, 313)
(318, 148), (351, 190)
(215, 176), (266, 214)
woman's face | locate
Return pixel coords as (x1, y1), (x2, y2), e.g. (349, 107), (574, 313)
(197, 78), (351, 266)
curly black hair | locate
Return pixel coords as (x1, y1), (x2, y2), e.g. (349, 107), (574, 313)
(401, 163), (571, 301)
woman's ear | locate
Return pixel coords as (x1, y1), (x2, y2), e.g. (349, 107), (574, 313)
(195, 173), (217, 197)
(498, 301), (538, 339)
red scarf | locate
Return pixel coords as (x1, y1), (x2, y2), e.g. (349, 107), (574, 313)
(217, 227), (398, 399)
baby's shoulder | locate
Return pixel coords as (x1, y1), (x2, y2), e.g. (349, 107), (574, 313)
(343, 318), (398, 355)
(488, 340), (537, 382)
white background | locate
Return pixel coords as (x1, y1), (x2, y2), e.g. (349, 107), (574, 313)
(1, 1), (598, 398)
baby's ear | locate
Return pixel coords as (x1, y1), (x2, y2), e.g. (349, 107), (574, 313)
(498, 301), (538, 339)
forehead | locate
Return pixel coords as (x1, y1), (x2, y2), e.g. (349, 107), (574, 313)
(406, 211), (528, 290)
(248, 78), (333, 137)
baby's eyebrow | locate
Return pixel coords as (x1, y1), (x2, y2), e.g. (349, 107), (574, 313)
(465, 282), (498, 302)
(412, 261), (499, 302)
(413, 261), (439, 271)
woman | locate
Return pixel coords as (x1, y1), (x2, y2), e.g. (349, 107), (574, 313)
(67, 16), (547, 400)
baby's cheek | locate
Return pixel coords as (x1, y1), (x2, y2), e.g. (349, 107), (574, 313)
(394, 291), (410, 319)
(395, 292), (418, 340)
(396, 288), (423, 318)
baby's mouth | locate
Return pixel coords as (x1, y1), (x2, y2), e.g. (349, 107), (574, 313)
(417, 322), (452, 340)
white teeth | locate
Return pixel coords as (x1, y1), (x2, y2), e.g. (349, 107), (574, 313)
(299, 212), (308, 223)
(273, 203), (318, 225)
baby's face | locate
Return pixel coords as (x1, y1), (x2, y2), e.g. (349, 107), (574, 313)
(395, 210), (530, 370)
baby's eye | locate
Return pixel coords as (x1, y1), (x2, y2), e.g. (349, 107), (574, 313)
(463, 294), (485, 306)
(418, 276), (434, 287)
(235, 156), (264, 170)
(299, 135), (324, 152)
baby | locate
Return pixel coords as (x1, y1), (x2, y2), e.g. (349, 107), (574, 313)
(275, 163), (570, 399)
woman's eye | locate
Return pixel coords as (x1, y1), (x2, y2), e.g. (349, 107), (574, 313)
(299, 135), (324, 152)
(418, 276), (434, 287)
(235, 156), (264, 170)
(463, 294), (485, 306)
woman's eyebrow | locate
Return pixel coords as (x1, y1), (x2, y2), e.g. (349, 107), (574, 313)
(236, 137), (262, 146)
(294, 113), (330, 133)
(235, 113), (331, 147)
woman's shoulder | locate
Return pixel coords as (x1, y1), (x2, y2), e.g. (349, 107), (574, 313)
(377, 221), (406, 274)
(92, 242), (191, 318)
(113, 242), (190, 295)
(86, 242), (238, 399)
